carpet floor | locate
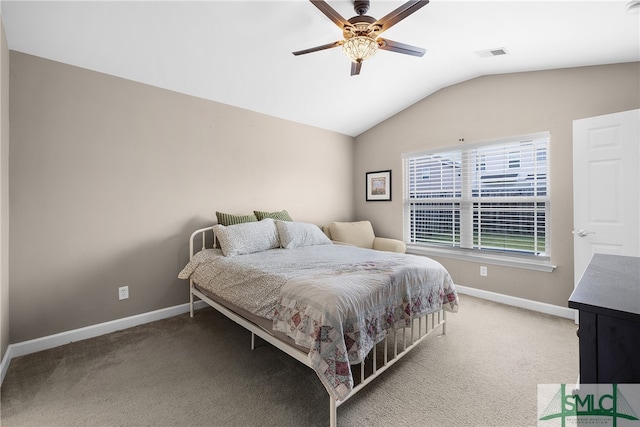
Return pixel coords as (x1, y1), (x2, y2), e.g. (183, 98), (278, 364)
(0, 295), (578, 426)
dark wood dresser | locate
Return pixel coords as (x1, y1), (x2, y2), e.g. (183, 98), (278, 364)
(568, 253), (640, 383)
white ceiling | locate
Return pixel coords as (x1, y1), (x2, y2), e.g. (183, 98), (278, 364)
(1, 0), (639, 136)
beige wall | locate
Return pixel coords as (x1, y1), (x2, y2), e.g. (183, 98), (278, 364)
(9, 52), (354, 343)
(7, 50), (640, 344)
(354, 62), (640, 307)
(1, 18), (9, 361)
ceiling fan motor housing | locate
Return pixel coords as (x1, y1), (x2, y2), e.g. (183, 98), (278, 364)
(345, 15), (378, 39)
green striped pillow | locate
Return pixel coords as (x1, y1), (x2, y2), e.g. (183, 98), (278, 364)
(215, 211), (258, 226)
(254, 210), (293, 221)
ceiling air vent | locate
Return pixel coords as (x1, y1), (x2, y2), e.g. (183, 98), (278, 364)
(475, 48), (509, 58)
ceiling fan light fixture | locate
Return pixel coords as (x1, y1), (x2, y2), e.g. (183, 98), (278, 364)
(342, 36), (378, 63)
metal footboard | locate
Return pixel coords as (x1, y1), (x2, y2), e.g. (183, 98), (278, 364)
(186, 225), (447, 427)
(330, 309), (446, 427)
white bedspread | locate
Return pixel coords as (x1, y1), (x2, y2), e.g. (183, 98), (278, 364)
(178, 244), (458, 401)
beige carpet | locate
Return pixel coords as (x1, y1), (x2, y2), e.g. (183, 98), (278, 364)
(0, 295), (578, 426)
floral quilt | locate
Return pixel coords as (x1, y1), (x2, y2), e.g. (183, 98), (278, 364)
(271, 248), (458, 401)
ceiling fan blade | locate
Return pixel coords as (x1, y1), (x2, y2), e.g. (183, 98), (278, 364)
(374, 0), (429, 34)
(310, 0), (350, 29)
(378, 38), (426, 57)
(292, 40), (342, 56)
(350, 61), (362, 76)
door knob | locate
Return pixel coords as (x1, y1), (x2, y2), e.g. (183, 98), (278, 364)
(573, 229), (595, 237)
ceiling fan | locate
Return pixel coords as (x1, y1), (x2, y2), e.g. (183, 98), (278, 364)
(293, 0), (429, 76)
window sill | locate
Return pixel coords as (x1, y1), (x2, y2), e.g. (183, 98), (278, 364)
(406, 244), (556, 272)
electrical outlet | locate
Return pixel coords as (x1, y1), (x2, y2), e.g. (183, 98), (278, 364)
(480, 266), (488, 277)
(118, 286), (129, 300)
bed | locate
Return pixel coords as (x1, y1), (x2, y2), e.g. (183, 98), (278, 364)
(178, 218), (458, 426)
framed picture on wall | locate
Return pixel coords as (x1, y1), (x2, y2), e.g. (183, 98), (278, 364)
(366, 170), (392, 201)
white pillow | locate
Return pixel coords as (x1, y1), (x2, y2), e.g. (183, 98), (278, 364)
(213, 218), (280, 256)
(275, 220), (332, 249)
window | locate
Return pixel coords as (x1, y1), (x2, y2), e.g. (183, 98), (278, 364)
(478, 154), (486, 171)
(508, 151), (520, 169)
(403, 132), (549, 257)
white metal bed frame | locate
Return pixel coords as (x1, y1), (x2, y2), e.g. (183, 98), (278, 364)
(187, 225), (447, 427)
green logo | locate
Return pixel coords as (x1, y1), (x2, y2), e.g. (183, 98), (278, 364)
(539, 384), (639, 427)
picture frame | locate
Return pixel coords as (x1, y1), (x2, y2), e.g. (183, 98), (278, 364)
(366, 170), (392, 201)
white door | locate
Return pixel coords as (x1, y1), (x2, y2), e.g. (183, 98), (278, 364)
(572, 109), (640, 295)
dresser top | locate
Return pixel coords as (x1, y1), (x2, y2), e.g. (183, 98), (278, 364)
(568, 254), (640, 320)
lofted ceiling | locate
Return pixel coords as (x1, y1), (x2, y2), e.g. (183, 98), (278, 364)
(1, 0), (639, 137)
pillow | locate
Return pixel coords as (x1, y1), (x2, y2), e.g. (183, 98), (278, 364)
(254, 210), (293, 221)
(213, 218), (280, 256)
(216, 211), (258, 226)
(275, 220), (332, 249)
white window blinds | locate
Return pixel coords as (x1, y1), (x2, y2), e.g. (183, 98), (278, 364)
(404, 133), (549, 256)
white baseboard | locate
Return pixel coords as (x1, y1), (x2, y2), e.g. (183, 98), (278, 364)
(455, 284), (576, 320)
(0, 300), (207, 386)
(1, 288), (574, 387)
(0, 343), (13, 387)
